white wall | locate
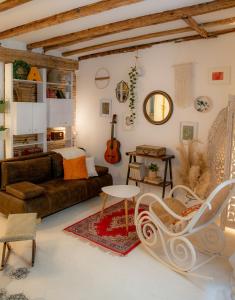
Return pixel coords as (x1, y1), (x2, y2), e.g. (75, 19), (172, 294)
(76, 34), (235, 186)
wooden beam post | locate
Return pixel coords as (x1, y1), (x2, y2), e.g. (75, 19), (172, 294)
(0, 0), (142, 40)
(0, 0), (31, 13)
(182, 16), (208, 38)
(0, 46), (78, 71)
(27, 0), (235, 51)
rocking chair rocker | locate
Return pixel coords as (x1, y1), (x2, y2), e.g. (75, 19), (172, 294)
(134, 179), (235, 278)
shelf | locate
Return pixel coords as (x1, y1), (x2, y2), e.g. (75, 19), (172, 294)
(13, 79), (43, 84)
(126, 151), (175, 161)
(13, 141), (43, 148)
(47, 82), (72, 87)
(47, 98), (71, 101)
(47, 139), (70, 144)
(128, 177), (172, 187)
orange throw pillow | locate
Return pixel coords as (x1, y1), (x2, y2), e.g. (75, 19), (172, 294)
(63, 156), (88, 180)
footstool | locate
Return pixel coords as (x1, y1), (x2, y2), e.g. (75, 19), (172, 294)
(0, 213), (37, 270)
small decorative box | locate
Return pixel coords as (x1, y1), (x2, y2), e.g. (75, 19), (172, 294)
(136, 145), (166, 157)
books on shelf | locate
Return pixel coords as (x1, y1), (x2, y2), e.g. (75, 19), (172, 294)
(144, 176), (162, 184)
(129, 162), (145, 180)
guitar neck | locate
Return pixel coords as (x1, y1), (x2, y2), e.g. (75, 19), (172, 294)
(111, 123), (115, 140)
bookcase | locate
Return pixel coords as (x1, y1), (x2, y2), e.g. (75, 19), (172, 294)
(4, 63), (74, 158)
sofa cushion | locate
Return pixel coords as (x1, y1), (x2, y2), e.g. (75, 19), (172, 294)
(6, 181), (45, 200)
(39, 178), (88, 213)
(50, 152), (64, 178)
(1, 156), (52, 190)
(95, 166), (109, 176)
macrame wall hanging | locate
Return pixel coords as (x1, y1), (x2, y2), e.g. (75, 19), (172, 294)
(173, 63), (193, 108)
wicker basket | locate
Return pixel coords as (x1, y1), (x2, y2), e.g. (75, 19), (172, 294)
(14, 82), (37, 102)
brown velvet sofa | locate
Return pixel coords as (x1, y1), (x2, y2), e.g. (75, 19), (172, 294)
(0, 152), (112, 217)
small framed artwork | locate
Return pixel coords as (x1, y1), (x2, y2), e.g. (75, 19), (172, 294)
(180, 122), (198, 142)
(123, 113), (134, 131)
(100, 98), (111, 117)
(208, 66), (231, 84)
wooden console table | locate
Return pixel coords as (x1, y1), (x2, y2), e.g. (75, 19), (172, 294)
(126, 151), (175, 198)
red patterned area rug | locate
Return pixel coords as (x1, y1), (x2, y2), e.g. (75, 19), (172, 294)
(64, 200), (148, 256)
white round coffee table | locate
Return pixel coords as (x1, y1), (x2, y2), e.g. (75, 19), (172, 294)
(100, 185), (140, 231)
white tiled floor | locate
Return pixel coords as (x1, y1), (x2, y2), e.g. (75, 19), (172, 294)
(0, 196), (234, 300)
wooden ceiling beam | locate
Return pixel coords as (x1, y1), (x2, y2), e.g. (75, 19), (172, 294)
(0, 0), (142, 40)
(62, 27), (193, 57)
(78, 27), (235, 61)
(27, 0), (235, 51)
(182, 16), (208, 37)
(62, 15), (235, 57)
(0, 46), (78, 70)
(0, 0), (31, 13)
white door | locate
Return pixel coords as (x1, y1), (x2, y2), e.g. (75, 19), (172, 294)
(61, 100), (72, 126)
(47, 99), (72, 127)
(13, 102), (33, 134)
(32, 103), (46, 133)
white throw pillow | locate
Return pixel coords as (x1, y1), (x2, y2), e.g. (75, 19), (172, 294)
(53, 147), (86, 159)
(86, 157), (98, 177)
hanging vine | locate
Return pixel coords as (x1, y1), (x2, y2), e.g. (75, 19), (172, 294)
(128, 65), (138, 124)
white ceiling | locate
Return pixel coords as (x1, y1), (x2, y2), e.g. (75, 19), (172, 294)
(0, 0), (235, 58)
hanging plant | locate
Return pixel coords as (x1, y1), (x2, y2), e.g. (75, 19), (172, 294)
(128, 66), (138, 124)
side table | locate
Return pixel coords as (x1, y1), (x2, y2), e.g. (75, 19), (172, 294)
(100, 185), (140, 231)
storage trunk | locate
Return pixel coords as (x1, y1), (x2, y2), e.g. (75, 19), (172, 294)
(136, 145), (166, 157)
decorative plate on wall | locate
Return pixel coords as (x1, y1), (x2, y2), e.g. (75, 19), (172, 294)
(194, 96), (212, 113)
(95, 68), (110, 89)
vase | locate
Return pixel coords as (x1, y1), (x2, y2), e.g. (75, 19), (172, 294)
(148, 170), (157, 179)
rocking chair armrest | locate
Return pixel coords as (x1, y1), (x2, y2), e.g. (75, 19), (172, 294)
(168, 185), (203, 203)
(135, 193), (193, 224)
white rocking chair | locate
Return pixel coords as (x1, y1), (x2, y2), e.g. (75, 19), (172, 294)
(134, 179), (235, 278)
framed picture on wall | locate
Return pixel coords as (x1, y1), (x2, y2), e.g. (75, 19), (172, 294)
(208, 66), (231, 84)
(180, 122), (198, 143)
(100, 98), (112, 117)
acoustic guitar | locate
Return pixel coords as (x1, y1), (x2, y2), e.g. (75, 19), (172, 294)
(104, 114), (121, 164)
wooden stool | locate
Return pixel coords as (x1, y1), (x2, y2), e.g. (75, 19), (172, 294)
(0, 213), (37, 270)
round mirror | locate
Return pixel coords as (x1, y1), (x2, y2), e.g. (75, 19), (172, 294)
(143, 90), (173, 125)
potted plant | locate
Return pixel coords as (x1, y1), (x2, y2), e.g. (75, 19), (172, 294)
(148, 163), (159, 179)
(128, 65), (138, 124)
(0, 99), (6, 113)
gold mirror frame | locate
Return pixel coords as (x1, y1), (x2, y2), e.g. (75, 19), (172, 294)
(143, 90), (173, 125)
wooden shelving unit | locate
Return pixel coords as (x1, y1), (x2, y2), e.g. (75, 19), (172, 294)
(126, 151), (175, 198)
(4, 64), (74, 158)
